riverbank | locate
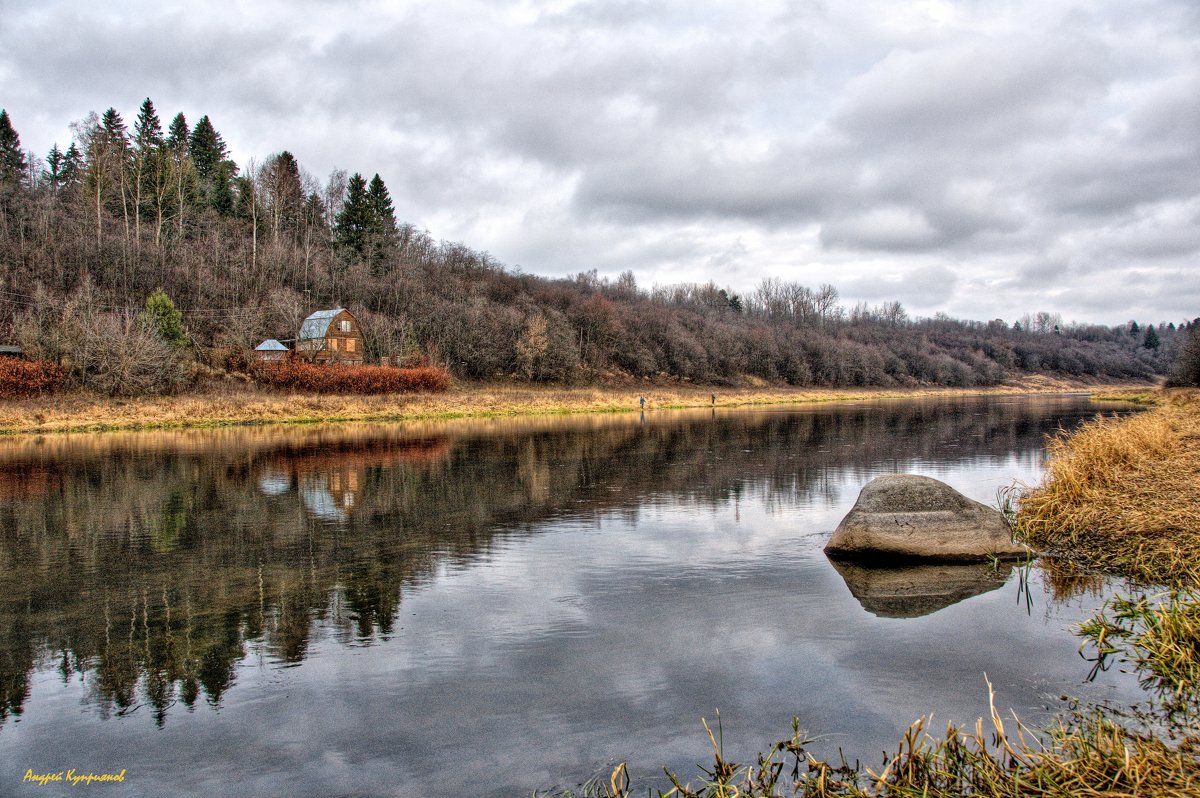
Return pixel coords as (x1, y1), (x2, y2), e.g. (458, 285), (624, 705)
(0, 375), (1150, 435)
(1015, 388), (1200, 586)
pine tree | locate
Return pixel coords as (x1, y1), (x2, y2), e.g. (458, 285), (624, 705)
(367, 174), (397, 230)
(141, 288), (188, 348)
(333, 172), (370, 256)
(303, 192), (327, 232)
(1143, 325), (1160, 350)
(188, 115), (227, 181)
(167, 113), (189, 154)
(133, 98), (164, 152)
(99, 108), (129, 149)
(210, 161), (235, 216)
(0, 109), (28, 185)
(365, 173), (398, 271)
(61, 142), (83, 187)
(131, 99), (166, 242)
(45, 144), (64, 190)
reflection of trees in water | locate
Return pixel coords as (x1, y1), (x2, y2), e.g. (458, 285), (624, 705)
(0, 398), (1116, 724)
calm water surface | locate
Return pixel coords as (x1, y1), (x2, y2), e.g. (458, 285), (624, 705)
(0, 396), (1146, 796)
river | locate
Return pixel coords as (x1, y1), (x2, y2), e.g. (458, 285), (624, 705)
(0, 395), (1146, 796)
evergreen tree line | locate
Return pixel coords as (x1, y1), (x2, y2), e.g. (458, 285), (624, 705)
(0, 102), (1190, 394)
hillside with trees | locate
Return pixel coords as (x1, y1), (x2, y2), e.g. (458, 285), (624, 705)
(0, 101), (1191, 395)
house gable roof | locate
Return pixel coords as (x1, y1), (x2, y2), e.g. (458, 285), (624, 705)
(255, 339), (289, 351)
(299, 308), (348, 341)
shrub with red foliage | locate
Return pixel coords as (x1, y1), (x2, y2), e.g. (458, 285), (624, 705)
(0, 359), (67, 399)
(253, 361), (451, 394)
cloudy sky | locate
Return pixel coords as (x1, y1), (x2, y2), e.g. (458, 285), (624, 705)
(2, 0), (1197, 324)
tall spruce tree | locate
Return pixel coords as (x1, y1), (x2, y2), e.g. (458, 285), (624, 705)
(167, 113), (190, 154)
(133, 99), (164, 151)
(333, 172), (370, 256)
(99, 108), (129, 149)
(0, 109), (28, 185)
(132, 99), (165, 241)
(188, 115), (226, 181)
(210, 162), (236, 216)
(46, 144), (65, 191)
(365, 173), (398, 271)
(61, 142), (83, 187)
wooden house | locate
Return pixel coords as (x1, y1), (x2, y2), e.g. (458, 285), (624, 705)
(296, 308), (364, 364)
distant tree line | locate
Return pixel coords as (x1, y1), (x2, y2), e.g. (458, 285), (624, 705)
(0, 102), (1190, 394)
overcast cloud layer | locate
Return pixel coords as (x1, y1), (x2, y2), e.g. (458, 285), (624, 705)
(2, 0), (1198, 323)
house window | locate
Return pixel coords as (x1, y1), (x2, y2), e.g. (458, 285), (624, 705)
(330, 338), (339, 350)
(340, 320), (352, 333)
(346, 339), (355, 352)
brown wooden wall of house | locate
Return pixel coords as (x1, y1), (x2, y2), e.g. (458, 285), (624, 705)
(309, 310), (365, 364)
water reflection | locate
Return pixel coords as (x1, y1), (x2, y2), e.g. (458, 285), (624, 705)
(828, 558), (1013, 618)
(0, 396), (1146, 796)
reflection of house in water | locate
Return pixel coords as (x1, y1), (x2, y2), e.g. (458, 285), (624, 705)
(0, 464), (60, 500)
(254, 437), (451, 524)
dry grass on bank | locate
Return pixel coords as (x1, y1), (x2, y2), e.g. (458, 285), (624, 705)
(1015, 389), (1200, 586)
(0, 375), (1147, 435)
(552, 697), (1198, 797)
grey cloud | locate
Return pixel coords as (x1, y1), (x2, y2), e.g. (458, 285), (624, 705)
(819, 205), (942, 251)
(839, 264), (959, 306)
(831, 36), (1111, 150)
(2, 0), (1198, 323)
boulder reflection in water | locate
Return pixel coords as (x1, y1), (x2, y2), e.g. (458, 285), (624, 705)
(827, 558), (1014, 619)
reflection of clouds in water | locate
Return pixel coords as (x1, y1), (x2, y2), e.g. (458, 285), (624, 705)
(257, 472), (290, 496)
(300, 472), (358, 523)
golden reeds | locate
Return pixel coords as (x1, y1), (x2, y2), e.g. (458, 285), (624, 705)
(550, 693), (1199, 797)
(1015, 389), (1200, 586)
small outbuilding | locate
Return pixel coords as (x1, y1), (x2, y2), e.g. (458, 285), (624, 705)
(296, 308), (365, 365)
(254, 339), (289, 362)
(0, 345), (24, 359)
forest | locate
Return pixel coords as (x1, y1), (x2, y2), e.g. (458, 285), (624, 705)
(0, 100), (1194, 396)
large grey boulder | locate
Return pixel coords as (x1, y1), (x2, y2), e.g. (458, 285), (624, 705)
(824, 474), (1028, 561)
